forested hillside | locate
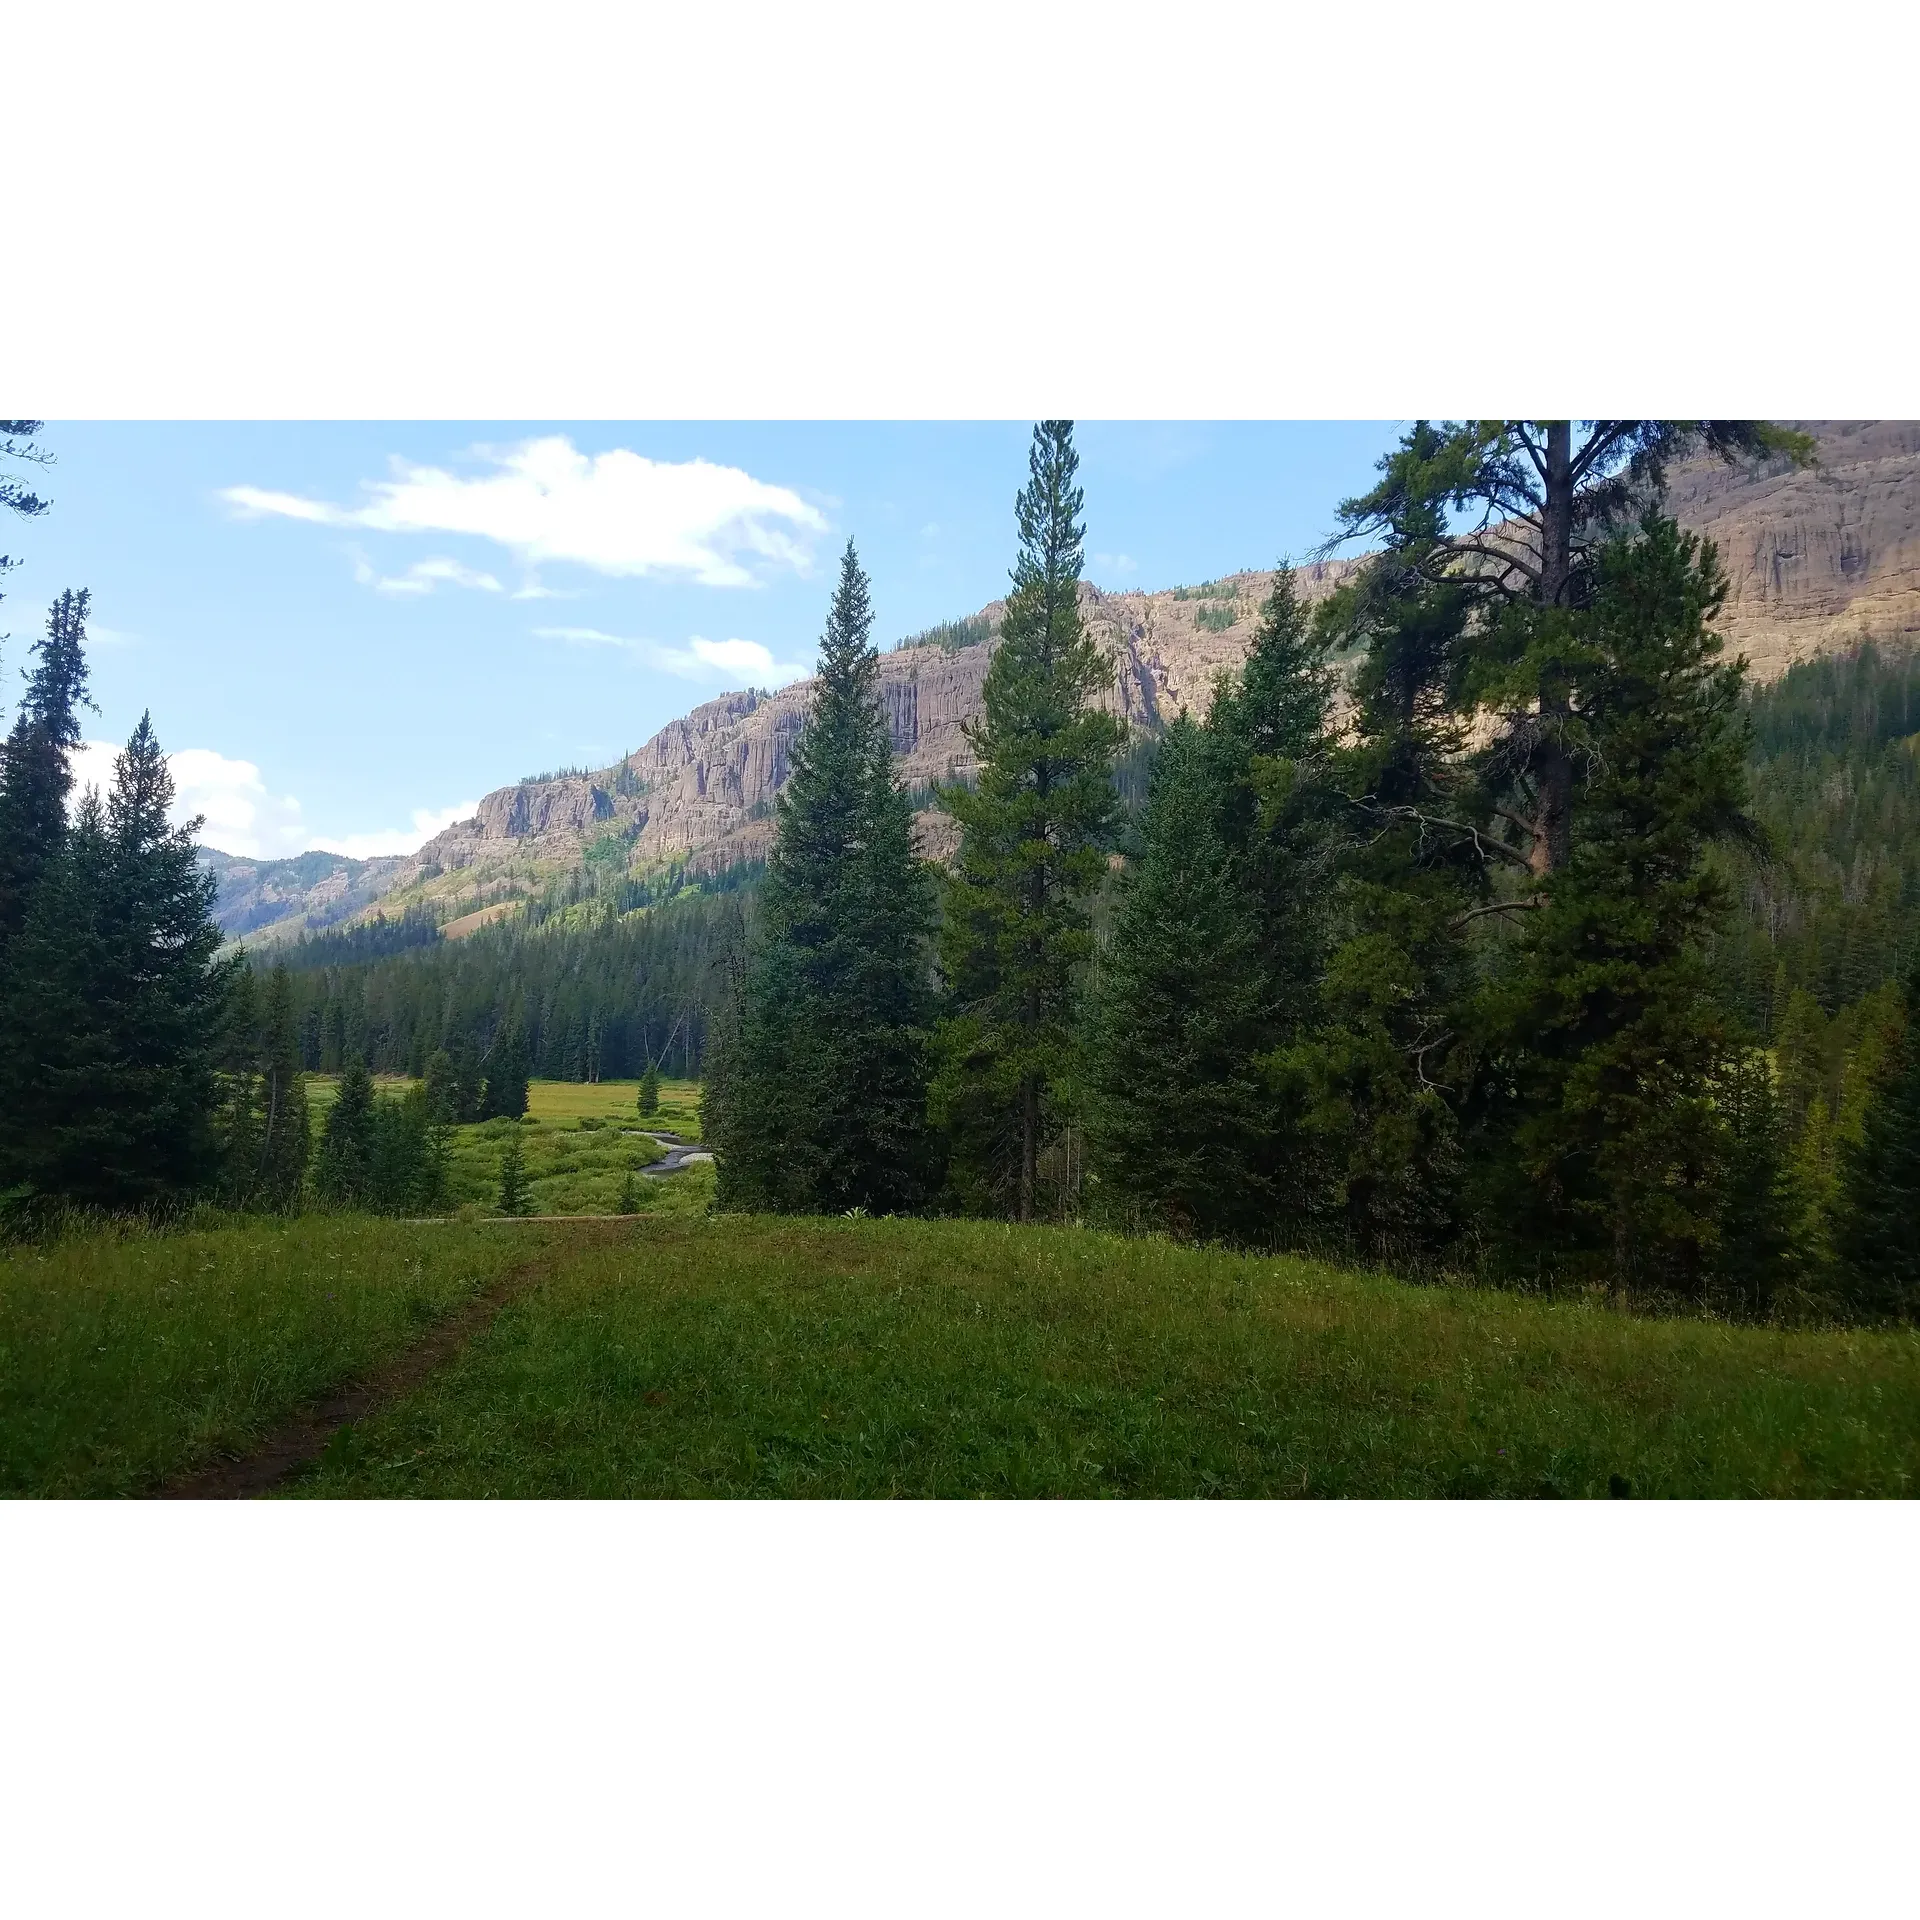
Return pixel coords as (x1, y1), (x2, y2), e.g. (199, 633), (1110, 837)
(1716, 641), (1920, 1028)
(277, 886), (743, 1081)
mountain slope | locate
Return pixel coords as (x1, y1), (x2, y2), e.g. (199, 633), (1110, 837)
(209, 422), (1920, 940)
(199, 847), (407, 943)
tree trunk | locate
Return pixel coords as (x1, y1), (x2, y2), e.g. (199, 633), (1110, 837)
(1529, 422), (1576, 876)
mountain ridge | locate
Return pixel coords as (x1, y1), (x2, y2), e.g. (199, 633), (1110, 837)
(205, 421), (1920, 942)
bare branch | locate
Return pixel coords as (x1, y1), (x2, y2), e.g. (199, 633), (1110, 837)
(1451, 899), (1545, 930)
(1345, 796), (1536, 871)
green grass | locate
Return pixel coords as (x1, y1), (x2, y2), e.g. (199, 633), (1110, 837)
(15, 1212), (1916, 1500)
(0, 1217), (565, 1496)
(305, 1076), (707, 1216)
(284, 1216), (1920, 1499)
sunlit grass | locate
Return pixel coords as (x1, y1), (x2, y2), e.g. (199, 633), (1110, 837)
(302, 1076), (707, 1215)
(0, 1217), (557, 1496)
(292, 1215), (1920, 1500)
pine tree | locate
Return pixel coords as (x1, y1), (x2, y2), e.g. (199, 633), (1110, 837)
(709, 539), (937, 1214)
(1082, 715), (1271, 1238)
(1711, 1046), (1804, 1319)
(1485, 516), (1752, 1296)
(933, 423), (1125, 1220)
(94, 714), (232, 1204)
(424, 1048), (459, 1124)
(0, 791), (117, 1204)
(420, 1101), (452, 1214)
(481, 1025), (530, 1120)
(369, 1085), (434, 1214)
(1833, 973), (1920, 1319)
(0, 713), (231, 1211)
(617, 1164), (640, 1214)
(257, 961), (310, 1210)
(215, 964), (264, 1206)
(316, 1057), (377, 1205)
(637, 1061), (661, 1118)
(1332, 421), (1812, 879)
(497, 1127), (532, 1216)
(450, 1041), (485, 1123)
(1272, 531), (1482, 1263)
(1206, 567), (1341, 1051)
(0, 588), (92, 960)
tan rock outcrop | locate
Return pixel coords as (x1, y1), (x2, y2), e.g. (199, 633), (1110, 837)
(394, 422), (1920, 902)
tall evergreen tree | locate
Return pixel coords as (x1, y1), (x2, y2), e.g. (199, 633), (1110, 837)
(1082, 715), (1272, 1239)
(424, 1048), (459, 1124)
(480, 1025), (530, 1119)
(933, 423), (1125, 1220)
(215, 962), (264, 1205)
(1833, 972), (1920, 1319)
(0, 791), (116, 1204)
(96, 715), (232, 1203)
(709, 540), (936, 1214)
(0, 713), (231, 1210)
(1710, 1046), (1805, 1320)
(1206, 567), (1340, 1048)
(1272, 520), (1485, 1262)
(450, 1040), (485, 1123)
(497, 1126), (532, 1216)
(256, 960), (311, 1210)
(315, 1057), (377, 1205)
(0, 588), (91, 959)
(1483, 516), (1753, 1295)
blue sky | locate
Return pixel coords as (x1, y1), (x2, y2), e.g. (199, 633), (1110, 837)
(5, 422), (1399, 860)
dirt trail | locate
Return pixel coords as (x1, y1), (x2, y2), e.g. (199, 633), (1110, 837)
(155, 1229), (621, 1499)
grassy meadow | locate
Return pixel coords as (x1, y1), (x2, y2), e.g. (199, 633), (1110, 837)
(306, 1074), (707, 1216)
(0, 1217), (570, 1496)
(6, 1210), (1918, 1498)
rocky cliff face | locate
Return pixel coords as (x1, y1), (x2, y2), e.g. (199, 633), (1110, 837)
(1662, 420), (1920, 676)
(314, 421), (1920, 930)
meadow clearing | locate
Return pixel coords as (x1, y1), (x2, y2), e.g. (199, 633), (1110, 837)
(306, 1073), (707, 1215)
(6, 1190), (1918, 1499)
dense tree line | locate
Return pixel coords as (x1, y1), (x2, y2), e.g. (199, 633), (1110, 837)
(710, 418), (1920, 1324)
(0, 589), (236, 1219)
(275, 889), (741, 1085)
(1712, 641), (1920, 1023)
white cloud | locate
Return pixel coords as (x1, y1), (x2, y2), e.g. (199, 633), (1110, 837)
(223, 485), (336, 525)
(535, 626), (810, 687)
(72, 741), (476, 863)
(72, 740), (307, 859)
(310, 801), (478, 861)
(1094, 551), (1139, 577)
(88, 623), (138, 648)
(225, 437), (829, 588)
(349, 549), (503, 596)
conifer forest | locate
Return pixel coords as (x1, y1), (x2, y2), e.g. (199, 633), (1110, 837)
(4, 415), (1919, 1342)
